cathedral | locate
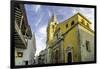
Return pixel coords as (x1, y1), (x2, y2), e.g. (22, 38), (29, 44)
(46, 13), (94, 64)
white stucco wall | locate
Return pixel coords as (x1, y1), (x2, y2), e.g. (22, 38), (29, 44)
(15, 33), (36, 65)
(23, 33), (36, 65)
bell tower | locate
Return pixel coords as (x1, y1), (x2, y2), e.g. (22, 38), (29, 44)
(47, 14), (58, 45)
(46, 13), (58, 64)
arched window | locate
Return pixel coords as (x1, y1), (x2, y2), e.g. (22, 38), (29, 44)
(66, 24), (68, 28)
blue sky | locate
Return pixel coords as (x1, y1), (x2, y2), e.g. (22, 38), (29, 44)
(24, 4), (94, 56)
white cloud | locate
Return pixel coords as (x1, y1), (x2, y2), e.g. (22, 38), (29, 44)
(32, 5), (41, 13)
(35, 16), (42, 27)
(35, 25), (47, 56)
(72, 7), (94, 30)
(39, 25), (47, 36)
(48, 10), (52, 17)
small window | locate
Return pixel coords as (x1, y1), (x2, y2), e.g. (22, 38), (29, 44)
(71, 21), (74, 26)
(66, 24), (68, 28)
(17, 52), (23, 57)
(86, 40), (91, 52)
(81, 19), (85, 24)
(86, 23), (89, 28)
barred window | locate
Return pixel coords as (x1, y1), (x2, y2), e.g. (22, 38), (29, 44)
(86, 40), (91, 52)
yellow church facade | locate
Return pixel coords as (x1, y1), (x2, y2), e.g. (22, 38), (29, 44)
(46, 12), (94, 64)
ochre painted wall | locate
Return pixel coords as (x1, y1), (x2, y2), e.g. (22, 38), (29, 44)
(63, 26), (80, 63)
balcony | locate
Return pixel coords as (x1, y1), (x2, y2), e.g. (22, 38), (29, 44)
(14, 20), (27, 49)
(14, 6), (27, 49)
(14, 5), (32, 49)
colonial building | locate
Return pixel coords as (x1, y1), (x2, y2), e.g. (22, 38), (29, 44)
(46, 13), (94, 64)
(14, 4), (36, 65)
(38, 49), (47, 64)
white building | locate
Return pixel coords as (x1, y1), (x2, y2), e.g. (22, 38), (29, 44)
(14, 4), (36, 66)
(23, 33), (36, 65)
(15, 33), (36, 65)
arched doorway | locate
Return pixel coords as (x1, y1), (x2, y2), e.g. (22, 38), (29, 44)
(67, 52), (72, 63)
